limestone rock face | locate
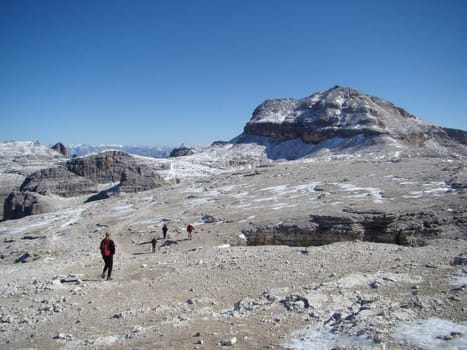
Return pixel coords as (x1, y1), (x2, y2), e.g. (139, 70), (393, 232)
(119, 168), (163, 193)
(66, 150), (164, 187)
(0, 141), (67, 220)
(243, 207), (466, 247)
(241, 86), (467, 150)
(66, 150), (130, 183)
(23, 150), (166, 196)
(3, 191), (64, 220)
(3, 150), (167, 220)
(20, 166), (98, 197)
(3, 191), (41, 220)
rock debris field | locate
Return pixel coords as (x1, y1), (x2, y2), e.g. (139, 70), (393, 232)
(0, 157), (466, 349)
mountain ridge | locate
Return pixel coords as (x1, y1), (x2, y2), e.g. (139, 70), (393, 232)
(67, 144), (173, 158)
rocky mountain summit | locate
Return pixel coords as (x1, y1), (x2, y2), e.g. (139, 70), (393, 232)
(233, 86), (466, 160)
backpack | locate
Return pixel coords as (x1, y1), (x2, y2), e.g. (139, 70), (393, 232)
(101, 239), (111, 256)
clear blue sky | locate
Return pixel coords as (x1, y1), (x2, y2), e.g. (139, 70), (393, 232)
(1, 0), (466, 147)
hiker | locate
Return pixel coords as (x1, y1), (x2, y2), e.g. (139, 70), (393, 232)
(100, 232), (115, 280)
(151, 237), (157, 253)
(186, 224), (195, 240)
(162, 223), (168, 239)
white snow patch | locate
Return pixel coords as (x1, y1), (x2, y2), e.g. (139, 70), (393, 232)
(0, 220), (50, 235)
(58, 208), (85, 229)
(283, 327), (376, 350)
(393, 318), (467, 350)
(258, 185), (289, 193)
(423, 181), (451, 195)
(295, 182), (322, 192)
(253, 197), (276, 203)
(185, 198), (212, 208)
(404, 191), (423, 199)
(184, 186), (205, 193)
(233, 203), (252, 209)
(231, 191), (250, 199)
(111, 205), (135, 212)
(450, 269), (467, 288)
(403, 181), (451, 198)
(93, 335), (121, 346)
(325, 272), (422, 289)
(272, 203), (297, 210)
(0, 208), (84, 234)
(337, 183), (385, 203)
(216, 185), (237, 192)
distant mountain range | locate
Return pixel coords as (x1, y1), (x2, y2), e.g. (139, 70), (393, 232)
(67, 144), (173, 158)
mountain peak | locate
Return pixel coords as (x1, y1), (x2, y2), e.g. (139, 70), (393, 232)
(250, 85), (417, 129)
(245, 86), (425, 143)
(232, 86), (466, 160)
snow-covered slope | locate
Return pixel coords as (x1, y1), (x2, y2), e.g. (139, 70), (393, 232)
(0, 141), (65, 173)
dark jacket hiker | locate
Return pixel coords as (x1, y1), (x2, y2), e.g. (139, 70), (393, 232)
(100, 232), (116, 280)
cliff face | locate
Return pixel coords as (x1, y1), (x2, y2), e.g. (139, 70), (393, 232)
(20, 166), (97, 197)
(66, 151), (165, 192)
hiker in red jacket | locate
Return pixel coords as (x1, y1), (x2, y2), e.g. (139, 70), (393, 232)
(187, 224), (195, 240)
(100, 232), (116, 280)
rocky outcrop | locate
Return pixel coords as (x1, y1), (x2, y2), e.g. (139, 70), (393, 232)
(20, 166), (98, 197)
(3, 150), (167, 220)
(119, 168), (163, 193)
(169, 146), (195, 157)
(242, 207), (466, 247)
(51, 142), (69, 158)
(0, 141), (68, 221)
(66, 150), (130, 183)
(66, 150), (165, 187)
(442, 127), (467, 145)
(3, 191), (44, 220)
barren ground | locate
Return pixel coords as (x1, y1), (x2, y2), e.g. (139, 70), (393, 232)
(0, 157), (466, 349)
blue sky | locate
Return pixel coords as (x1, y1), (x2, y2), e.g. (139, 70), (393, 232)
(1, 0), (466, 147)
